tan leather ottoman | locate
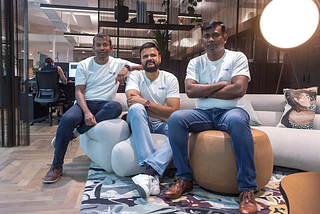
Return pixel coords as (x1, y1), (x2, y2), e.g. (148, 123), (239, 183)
(189, 129), (273, 194)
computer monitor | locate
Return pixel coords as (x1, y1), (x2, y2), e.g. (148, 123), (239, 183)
(68, 62), (79, 79)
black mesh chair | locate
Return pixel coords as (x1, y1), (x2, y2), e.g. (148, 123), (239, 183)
(33, 70), (66, 126)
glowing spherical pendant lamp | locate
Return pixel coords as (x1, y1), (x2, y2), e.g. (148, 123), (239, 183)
(260, 0), (320, 49)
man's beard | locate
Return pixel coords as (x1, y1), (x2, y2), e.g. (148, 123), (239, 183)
(143, 60), (160, 73)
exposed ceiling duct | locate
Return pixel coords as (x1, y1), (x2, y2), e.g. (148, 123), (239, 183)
(42, 8), (69, 32)
(64, 35), (79, 46)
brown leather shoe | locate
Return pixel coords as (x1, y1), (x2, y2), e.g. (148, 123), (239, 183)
(238, 191), (257, 214)
(43, 165), (63, 183)
(163, 178), (193, 199)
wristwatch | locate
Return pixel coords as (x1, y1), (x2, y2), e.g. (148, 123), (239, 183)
(144, 100), (151, 109)
(124, 64), (130, 71)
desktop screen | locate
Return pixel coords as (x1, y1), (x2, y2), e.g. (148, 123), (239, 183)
(68, 62), (79, 78)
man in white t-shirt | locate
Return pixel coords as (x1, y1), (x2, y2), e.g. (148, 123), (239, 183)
(126, 42), (180, 200)
(43, 33), (142, 184)
(164, 20), (258, 214)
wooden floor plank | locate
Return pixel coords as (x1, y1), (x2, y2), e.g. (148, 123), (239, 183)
(0, 120), (91, 213)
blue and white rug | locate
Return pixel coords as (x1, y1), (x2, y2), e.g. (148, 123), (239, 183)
(81, 162), (294, 214)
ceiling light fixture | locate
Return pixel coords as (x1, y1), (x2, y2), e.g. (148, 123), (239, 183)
(74, 46), (92, 51)
(40, 4), (102, 13)
(40, 4), (200, 19)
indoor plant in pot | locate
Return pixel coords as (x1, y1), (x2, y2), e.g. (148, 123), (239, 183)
(162, 0), (203, 26)
(114, 0), (129, 23)
(152, 29), (172, 60)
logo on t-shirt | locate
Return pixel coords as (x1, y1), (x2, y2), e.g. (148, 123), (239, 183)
(158, 87), (165, 90)
(223, 68), (229, 71)
(109, 71), (116, 75)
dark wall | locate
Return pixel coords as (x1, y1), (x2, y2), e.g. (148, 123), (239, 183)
(121, 24), (320, 96)
(227, 25), (320, 94)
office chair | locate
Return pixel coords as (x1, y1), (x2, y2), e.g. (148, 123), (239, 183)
(33, 70), (67, 126)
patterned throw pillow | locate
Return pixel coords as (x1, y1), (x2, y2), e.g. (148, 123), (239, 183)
(277, 87), (318, 129)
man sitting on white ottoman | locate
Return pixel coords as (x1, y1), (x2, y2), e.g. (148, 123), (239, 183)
(125, 42), (180, 199)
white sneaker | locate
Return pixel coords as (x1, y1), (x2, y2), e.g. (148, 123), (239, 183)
(132, 174), (160, 199)
(51, 134), (77, 148)
(51, 137), (56, 147)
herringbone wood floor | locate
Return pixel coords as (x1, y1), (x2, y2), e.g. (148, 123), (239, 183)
(0, 119), (91, 214)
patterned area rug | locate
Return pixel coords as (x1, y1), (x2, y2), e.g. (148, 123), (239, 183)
(80, 163), (295, 214)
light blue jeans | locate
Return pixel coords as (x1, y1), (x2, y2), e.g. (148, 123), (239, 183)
(167, 107), (257, 191)
(126, 103), (172, 177)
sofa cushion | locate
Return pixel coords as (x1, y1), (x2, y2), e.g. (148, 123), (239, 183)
(111, 133), (168, 177)
(245, 100), (262, 126)
(252, 126), (320, 172)
(255, 111), (283, 127)
(313, 114), (320, 130)
(244, 94), (286, 112)
(277, 87), (318, 129)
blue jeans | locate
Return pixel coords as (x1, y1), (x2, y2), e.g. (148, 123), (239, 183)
(167, 107), (257, 191)
(53, 100), (122, 166)
(126, 103), (172, 177)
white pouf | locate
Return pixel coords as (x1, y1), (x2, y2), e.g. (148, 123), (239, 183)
(111, 133), (167, 177)
(80, 119), (130, 172)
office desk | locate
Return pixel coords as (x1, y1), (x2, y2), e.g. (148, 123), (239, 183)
(59, 81), (75, 102)
(26, 79), (75, 100)
(22, 81), (75, 125)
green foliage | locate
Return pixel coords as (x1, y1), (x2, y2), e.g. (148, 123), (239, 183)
(161, 0), (169, 7)
(162, 0), (203, 27)
(152, 29), (172, 51)
(183, 0), (203, 27)
(115, 0), (125, 6)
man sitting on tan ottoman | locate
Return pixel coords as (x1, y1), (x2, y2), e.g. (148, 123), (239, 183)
(165, 20), (258, 214)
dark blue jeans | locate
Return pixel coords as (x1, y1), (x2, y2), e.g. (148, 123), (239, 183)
(167, 107), (257, 191)
(52, 100), (122, 166)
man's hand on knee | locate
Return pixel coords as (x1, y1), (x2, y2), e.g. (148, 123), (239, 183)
(84, 112), (97, 126)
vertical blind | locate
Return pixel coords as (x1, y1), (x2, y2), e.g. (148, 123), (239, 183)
(0, 0), (29, 147)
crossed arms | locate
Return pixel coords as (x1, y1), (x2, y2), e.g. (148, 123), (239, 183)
(126, 89), (180, 122)
(185, 75), (249, 100)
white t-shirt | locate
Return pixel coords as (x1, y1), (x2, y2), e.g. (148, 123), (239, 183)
(186, 49), (250, 110)
(75, 56), (135, 101)
(126, 70), (180, 122)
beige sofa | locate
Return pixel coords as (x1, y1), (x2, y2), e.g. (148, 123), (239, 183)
(80, 93), (320, 176)
(245, 94), (320, 172)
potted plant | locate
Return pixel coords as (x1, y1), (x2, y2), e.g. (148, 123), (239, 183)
(162, 0), (203, 26)
(152, 29), (172, 59)
(183, 0), (203, 26)
(114, 0), (129, 23)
